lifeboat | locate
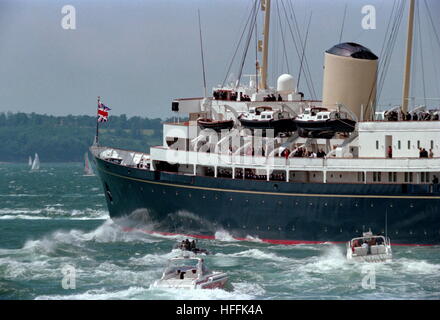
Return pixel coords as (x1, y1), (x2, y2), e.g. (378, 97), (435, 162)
(197, 118), (234, 132)
(294, 107), (356, 138)
(238, 106), (296, 134)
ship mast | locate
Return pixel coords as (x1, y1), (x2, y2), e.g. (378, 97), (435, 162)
(259, 0), (271, 90)
(401, 0), (415, 113)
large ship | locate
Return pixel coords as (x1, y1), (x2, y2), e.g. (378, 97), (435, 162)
(91, 0), (440, 245)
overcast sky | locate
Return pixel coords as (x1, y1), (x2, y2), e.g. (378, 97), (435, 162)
(0, 0), (439, 118)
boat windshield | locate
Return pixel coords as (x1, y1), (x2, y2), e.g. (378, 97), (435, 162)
(351, 236), (386, 246)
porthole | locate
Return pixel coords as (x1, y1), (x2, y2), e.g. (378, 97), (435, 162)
(389, 204), (393, 208)
(370, 203), (374, 207)
(410, 204), (414, 208)
(176, 191), (179, 195)
(309, 202), (313, 206)
(339, 203), (343, 207)
(262, 200), (265, 204)
(202, 195), (206, 199)
(324, 203), (328, 206)
(278, 227), (282, 231)
(162, 190), (166, 194)
(340, 228), (343, 233)
(292, 226), (295, 231)
(267, 226), (270, 230)
(230, 198), (233, 201)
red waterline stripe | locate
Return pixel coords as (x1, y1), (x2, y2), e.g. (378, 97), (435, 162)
(121, 227), (436, 247)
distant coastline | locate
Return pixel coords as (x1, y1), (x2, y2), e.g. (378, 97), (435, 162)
(0, 112), (168, 162)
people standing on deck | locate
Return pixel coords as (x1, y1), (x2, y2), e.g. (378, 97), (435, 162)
(419, 148), (429, 158)
(429, 149), (434, 158)
(387, 146), (393, 158)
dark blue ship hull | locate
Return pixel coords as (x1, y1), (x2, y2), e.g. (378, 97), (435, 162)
(94, 156), (440, 245)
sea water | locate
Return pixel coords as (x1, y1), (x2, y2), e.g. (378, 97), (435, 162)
(0, 163), (439, 300)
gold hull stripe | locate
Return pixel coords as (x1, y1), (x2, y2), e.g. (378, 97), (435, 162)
(98, 167), (440, 200)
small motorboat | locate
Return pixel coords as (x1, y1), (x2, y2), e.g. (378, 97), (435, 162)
(174, 239), (210, 255)
(197, 118), (234, 132)
(152, 256), (228, 289)
(294, 107), (356, 138)
(346, 231), (392, 263)
(238, 106), (296, 134)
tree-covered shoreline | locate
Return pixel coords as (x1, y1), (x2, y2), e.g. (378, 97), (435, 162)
(0, 112), (164, 162)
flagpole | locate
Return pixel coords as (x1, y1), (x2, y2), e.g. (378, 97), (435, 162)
(95, 96), (100, 146)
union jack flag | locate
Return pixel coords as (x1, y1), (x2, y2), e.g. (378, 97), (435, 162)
(97, 101), (111, 123)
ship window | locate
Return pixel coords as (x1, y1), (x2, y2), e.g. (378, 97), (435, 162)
(410, 172), (413, 182)
(261, 115), (266, 119)
(408, 141), (411, 149)
(421, 172), (425, 183)
(426, 172), (430, 182)
(378, 172), (381, 182)
(431, 140), (434, 149)
(405, 172), (408, 183)
(417, 141), (420, 149)
(398, 141), (401, 150)
(373, 172), (377, 182)
(323, 115), (328, 119)
(376, 141), (379, 150)
(317, 115), (322, 120)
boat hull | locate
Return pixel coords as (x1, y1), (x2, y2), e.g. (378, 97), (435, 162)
(94, 156), (440, 245)
(197, 119), (234, 132)
(238, 118), (296, 134)
(295, 119), (356, 137)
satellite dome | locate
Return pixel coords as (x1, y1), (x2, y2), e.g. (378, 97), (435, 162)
(326, 42), (378, 60)
(277, 74), (296, 93)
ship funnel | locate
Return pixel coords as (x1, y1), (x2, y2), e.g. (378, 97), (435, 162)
(322, 42), (378, 121)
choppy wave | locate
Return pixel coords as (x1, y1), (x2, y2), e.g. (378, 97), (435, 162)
(0, 207), (108, 220)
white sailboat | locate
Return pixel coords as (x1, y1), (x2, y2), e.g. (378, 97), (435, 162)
(84, 152), (95, 176)
(28, 156), (32, 166)
(31, 153), (40, 171)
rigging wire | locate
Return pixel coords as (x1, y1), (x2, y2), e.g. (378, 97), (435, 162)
(415, 1), (427, 106)
(339, 3), (348, 43)
(376, 0), (405, 103)
(221, 1), (256, 88)
(280, 0), (316, 99)
(197, 9), (207, 98)
(286, 0), (317, 99)
(276, 0), (290, 74)
(298, 12), (312, 93)
(236, 0), (260, 89)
